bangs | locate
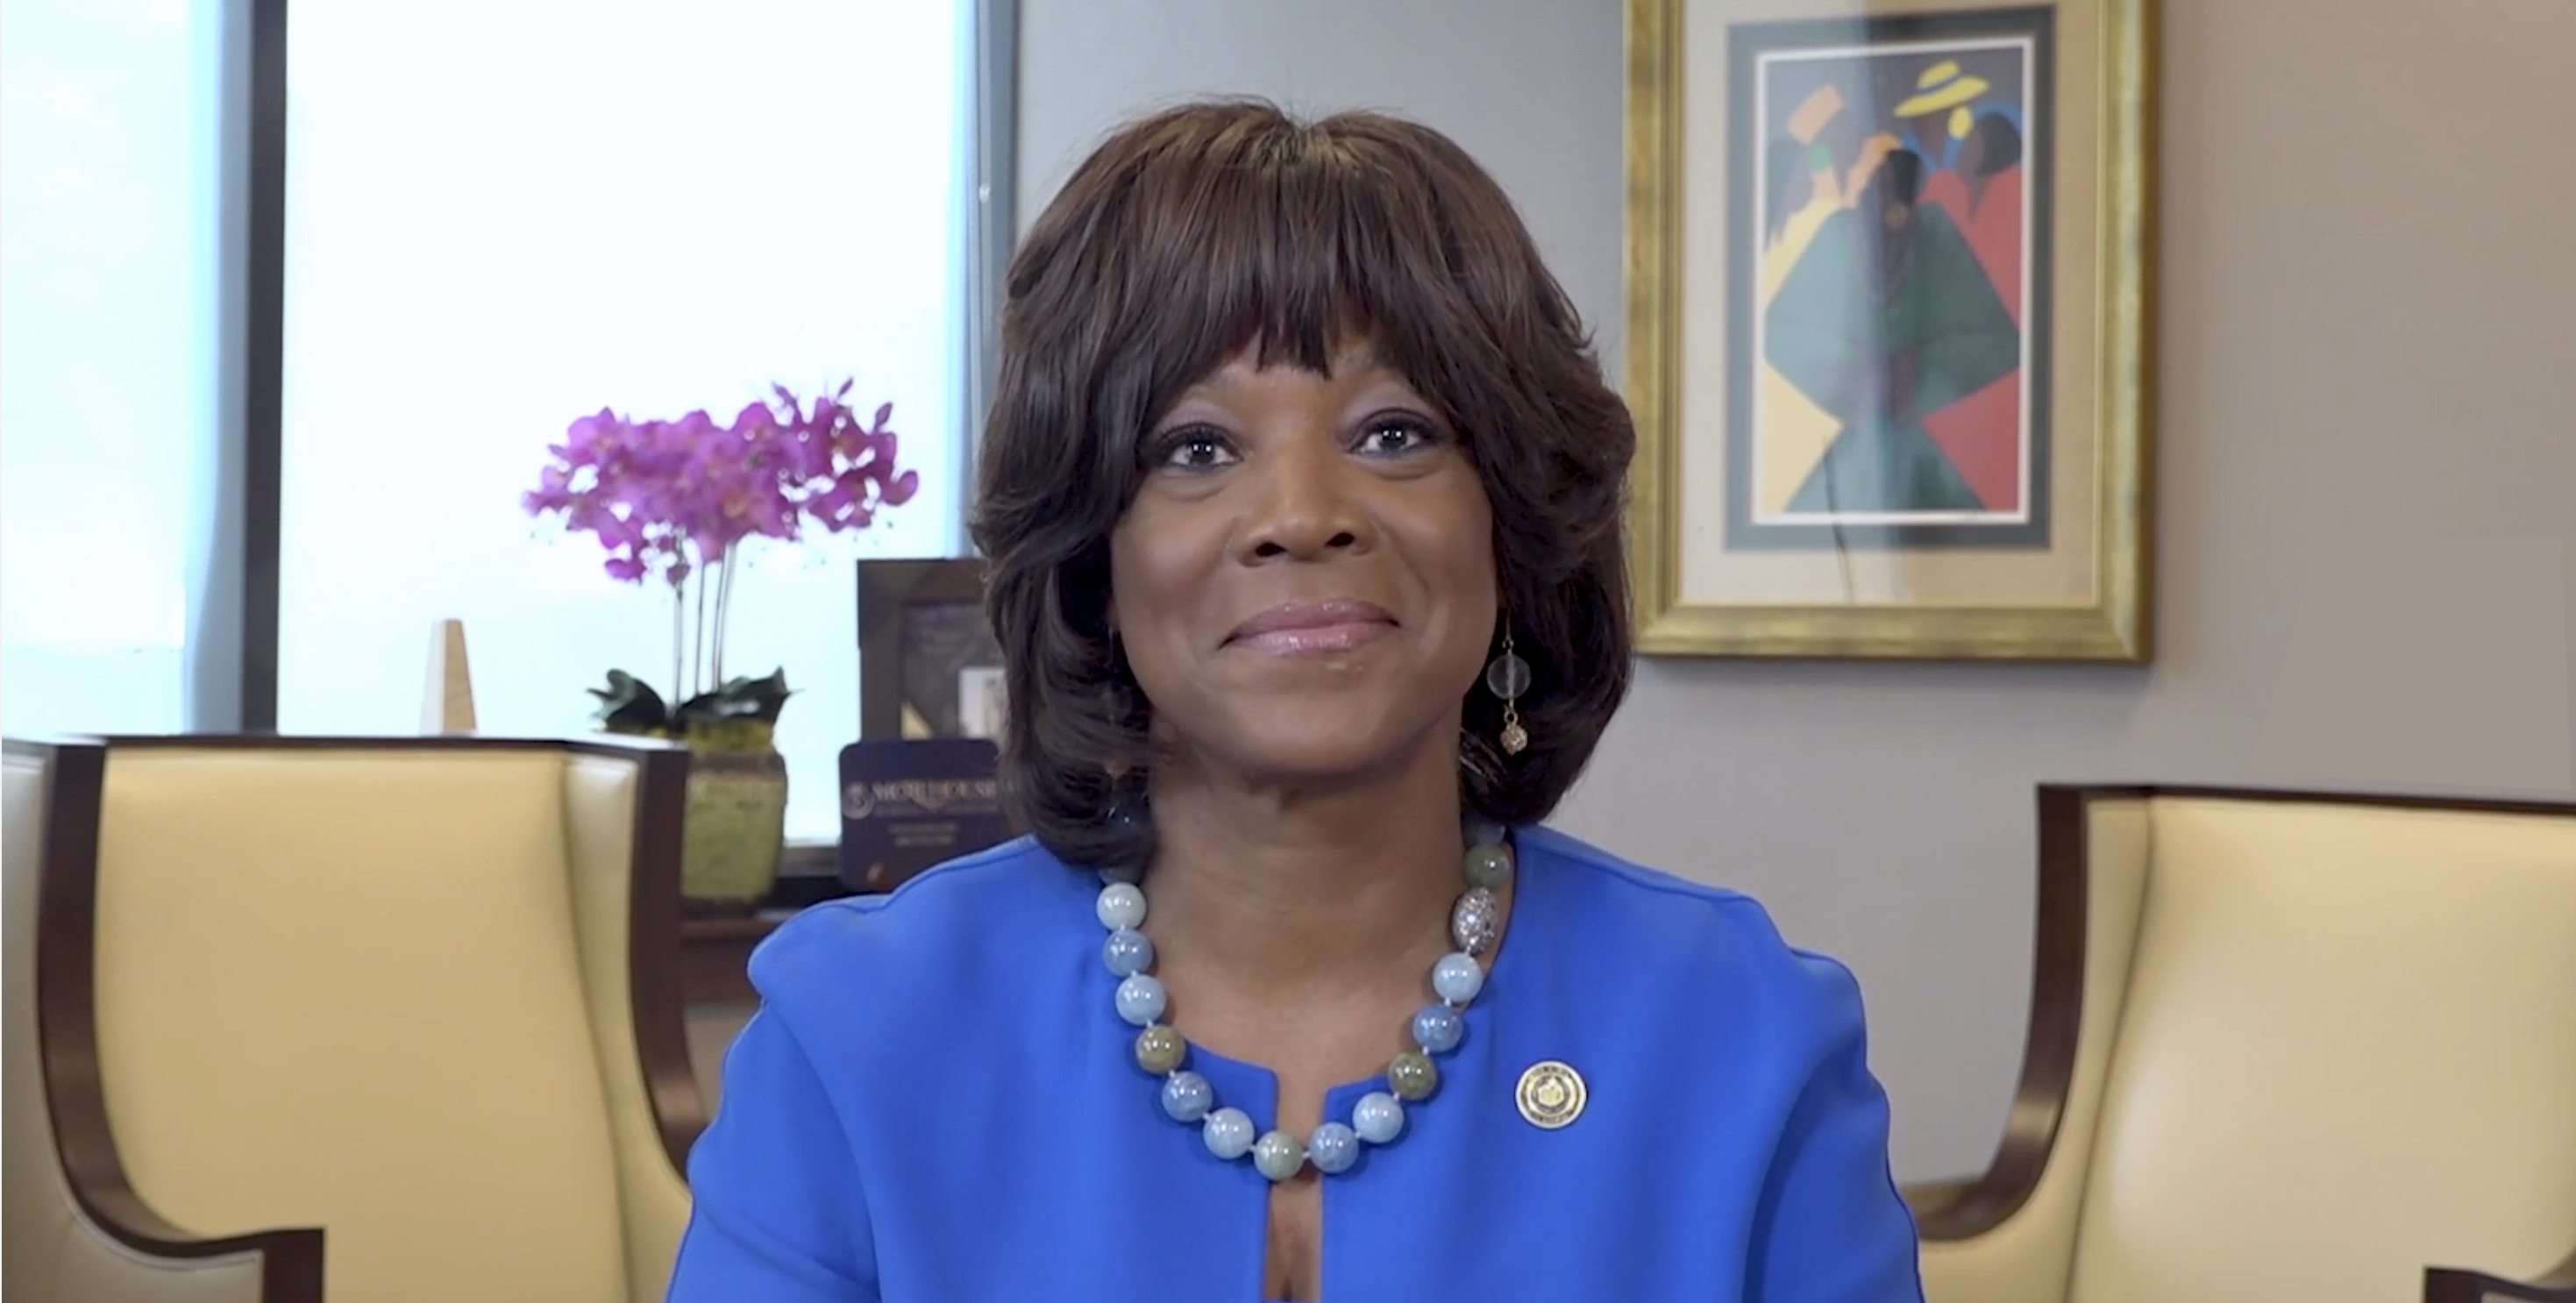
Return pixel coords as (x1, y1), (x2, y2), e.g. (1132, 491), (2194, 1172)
(1085, 111), (1513, 437)
(990, 101), (1585, 535)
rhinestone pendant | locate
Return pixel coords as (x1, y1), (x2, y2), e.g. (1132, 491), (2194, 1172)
(1498, 717), (1529, 755)
(1451, 886), (1502, 956)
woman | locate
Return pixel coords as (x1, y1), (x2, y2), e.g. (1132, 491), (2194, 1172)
(667, 98), (1923, 1302)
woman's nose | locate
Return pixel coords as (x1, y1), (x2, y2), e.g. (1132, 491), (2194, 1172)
(1236, 437), (1370, 563)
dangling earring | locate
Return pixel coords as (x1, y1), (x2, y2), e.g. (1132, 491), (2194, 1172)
(1485, 627), (1532, 755)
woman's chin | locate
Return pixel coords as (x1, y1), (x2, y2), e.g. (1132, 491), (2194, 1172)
(1191, 711), (1446, 790)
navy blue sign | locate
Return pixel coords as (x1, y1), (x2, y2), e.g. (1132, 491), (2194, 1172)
(837, 738), (1015, 894)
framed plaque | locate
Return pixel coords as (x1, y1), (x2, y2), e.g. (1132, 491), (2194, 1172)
(857, 558), (1006, 741)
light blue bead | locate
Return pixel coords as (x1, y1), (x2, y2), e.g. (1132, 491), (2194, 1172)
(1306, 1121), (1360, 1174)
(1099, 863), (1145, 885)
(1203, 1107), (1256, 1160)
(1462, 843), (1514, 890)
(1431, 951), (1484, 1005)
(1412, 1003), (1464, 1054)
(1353, 1092), (1405, 1144)
(1114, 973), (1167, 1026)
(1095, 882), (1147, 931)
(1102, 928), (1154, 977)
(1161, 1070), (1213, 1122)
(1464, 815), (1506, 847)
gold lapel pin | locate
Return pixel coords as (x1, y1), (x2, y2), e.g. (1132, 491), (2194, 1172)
(1515, 1060), (1586, 1129)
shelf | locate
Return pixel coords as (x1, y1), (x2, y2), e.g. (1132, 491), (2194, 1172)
(680, 910), (796, 1006)
(675, 869), (859, 1007)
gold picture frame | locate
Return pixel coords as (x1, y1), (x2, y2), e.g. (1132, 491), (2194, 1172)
(1624, 0), (2156, 659)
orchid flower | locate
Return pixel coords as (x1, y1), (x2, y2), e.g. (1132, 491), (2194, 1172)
(523, 381), (918, 722)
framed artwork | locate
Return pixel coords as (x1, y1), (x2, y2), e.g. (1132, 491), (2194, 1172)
(856, 559), (1006, 741)
(1624, 0), (2155, 659)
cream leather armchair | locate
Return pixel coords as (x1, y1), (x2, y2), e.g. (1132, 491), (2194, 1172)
(3, 736), (704, 1303)
(1911, 785), (2576, 1303)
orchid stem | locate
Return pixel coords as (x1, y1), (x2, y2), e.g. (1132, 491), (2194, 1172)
(692, 558), (711, 697)
(711, 554), (732, 687)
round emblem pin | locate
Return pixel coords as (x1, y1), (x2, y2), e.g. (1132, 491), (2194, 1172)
(1514, 1060), (1586, 1129)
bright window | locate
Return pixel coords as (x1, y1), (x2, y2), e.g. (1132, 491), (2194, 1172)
(1, 0), (224, 737)
(277, 1), (971, 840)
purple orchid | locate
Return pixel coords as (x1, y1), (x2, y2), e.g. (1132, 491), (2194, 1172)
(524, 381), (916, 587)
(523, 381), (919, 720)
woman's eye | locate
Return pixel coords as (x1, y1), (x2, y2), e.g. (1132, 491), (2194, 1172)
(1357, 417), (1437, 456)
(1156, 430), (1237, 470)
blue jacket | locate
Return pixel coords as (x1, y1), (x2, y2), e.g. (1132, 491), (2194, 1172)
(668, 825), (1925, 1301)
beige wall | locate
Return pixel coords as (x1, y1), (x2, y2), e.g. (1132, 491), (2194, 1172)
(1017, 0), (2576, 1181)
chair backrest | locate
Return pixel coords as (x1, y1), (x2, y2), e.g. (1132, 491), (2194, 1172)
(2068, 793), (2576, 1302)
(55, 739), (694, 1303)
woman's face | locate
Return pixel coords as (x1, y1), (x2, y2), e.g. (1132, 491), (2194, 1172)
(1109, 338), (1499, 787)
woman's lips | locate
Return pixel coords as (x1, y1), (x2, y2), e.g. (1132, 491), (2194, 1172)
(1225, 599), (1398, 655)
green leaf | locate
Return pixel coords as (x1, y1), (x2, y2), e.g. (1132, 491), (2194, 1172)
(586, 666), (794, 749)
(587, 669), (672, 734)
(662, 666), (795, 744)
(729, 668), (795, 724)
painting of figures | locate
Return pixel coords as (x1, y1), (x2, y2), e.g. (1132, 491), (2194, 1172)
(1731, 9), (2053, 549)
(1621, 0), (2153, 661)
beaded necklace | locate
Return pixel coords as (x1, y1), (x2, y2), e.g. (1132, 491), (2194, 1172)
(1093, 817), (1513, 1182)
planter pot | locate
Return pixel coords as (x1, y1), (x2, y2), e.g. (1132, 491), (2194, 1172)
(682, 750), (787, 909)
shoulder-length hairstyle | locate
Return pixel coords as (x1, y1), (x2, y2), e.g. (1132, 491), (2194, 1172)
(970, 97), (1634, 872)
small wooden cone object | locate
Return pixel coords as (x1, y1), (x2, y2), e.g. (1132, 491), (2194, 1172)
(423, 618), (477, 734)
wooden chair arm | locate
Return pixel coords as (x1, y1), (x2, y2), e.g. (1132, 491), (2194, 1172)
(68, 1186), (323, 1303)
(1901, 1177), (2018, 1242)
(1899, 1095), (2063, 1244)
(1898, 787), (2098, 1244)
(23, 738), (326, 1303)
(2426, 1248), (2576, 1303)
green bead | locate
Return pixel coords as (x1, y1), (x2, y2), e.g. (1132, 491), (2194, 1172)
(1252, 1129), (1306, 1182)
(1135, 1024), (1185, 1075)
(1388, 1050), (1439, 1101)
(1462, 844), (1513, 890)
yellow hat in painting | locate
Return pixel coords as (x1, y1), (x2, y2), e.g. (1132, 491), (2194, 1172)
(1895, 60), (1989, 118)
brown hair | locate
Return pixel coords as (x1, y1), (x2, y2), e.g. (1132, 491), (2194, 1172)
(971, 97), (1634, 871)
